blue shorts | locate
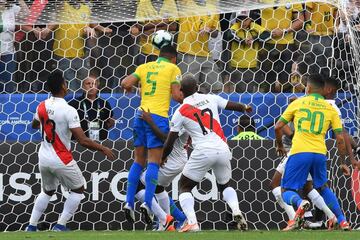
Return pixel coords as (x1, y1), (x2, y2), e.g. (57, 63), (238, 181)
(133, 110), (169, 149)
(281, 152), (327, 190)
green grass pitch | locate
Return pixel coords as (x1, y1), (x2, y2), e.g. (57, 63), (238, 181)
(1, 230), (360, 240)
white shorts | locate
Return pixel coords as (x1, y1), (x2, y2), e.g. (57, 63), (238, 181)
(141, 155), (187, 187)
(276, 156), (312, 181)
(39, 161), (84, 192)
(182, 148), (232, 185)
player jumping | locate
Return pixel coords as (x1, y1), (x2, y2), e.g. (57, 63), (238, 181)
(162, 74), (250, 232)
(275, 73), (351, 231)
(121, 45), (182, 222)
(25, 70), (115, 232)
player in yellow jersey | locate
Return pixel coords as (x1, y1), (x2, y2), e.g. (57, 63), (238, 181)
(121, 45), (182, 224)
(274, 73), (350, 231)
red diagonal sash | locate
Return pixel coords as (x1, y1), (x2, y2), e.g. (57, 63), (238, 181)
(179, 104), (226, 142)
(38, 101), (73, 165)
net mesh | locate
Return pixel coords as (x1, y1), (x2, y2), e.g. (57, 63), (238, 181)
(0, 0), (360, 231)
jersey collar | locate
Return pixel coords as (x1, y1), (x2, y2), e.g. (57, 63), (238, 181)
(156, 57), (170, 63)
(309, 93), (324, 100)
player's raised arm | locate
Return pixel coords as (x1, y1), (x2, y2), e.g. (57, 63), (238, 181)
(171, 82), (183, 103)
(121, 73), (139, 93)
(162, 131), (179, 165)
(225, 101), (252, 113)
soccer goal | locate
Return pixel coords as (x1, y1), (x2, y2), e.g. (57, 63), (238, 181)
(0, 0), (359, 231)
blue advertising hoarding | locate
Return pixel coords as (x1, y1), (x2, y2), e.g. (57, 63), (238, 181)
(0, 93), (357, 142)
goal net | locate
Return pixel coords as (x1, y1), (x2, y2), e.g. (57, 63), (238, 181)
(0, 0), (359, 231)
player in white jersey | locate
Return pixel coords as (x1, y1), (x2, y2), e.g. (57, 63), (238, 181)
(271, 76), (358, 230)
(25, 70), (115, 232)
(162, 75), (251, 232)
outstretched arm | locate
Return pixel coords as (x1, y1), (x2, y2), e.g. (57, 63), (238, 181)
(161, 131), (179, 165)
(225, 101), (252, 113)
(70, 127), (116, 160)
(274, 120), (287, 157)
(335, 131), (350, 176)
(141, 108), (168, 142)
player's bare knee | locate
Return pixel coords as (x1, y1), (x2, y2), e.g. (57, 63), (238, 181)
(217, 183), (228, 193)
(44, 190), (55, 196)
(303, 181), (313, 195)
(155, 186), (165, 194)
(72, 186), (85, 194)
(179, 175), (197, 194)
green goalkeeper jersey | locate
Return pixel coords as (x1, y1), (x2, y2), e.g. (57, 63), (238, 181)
(231, 132), (264, 140)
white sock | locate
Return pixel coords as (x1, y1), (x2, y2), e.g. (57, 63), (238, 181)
(29, 192), (52, 226)
(57, 192), (83, 226)
(222, 187), (241, 215)
(155, 191), (170, 214)
(307, 189), (335, 219)
(136, 190), (167, 224)
(272, 186), (296, 220)
(179, 192), (197, 225)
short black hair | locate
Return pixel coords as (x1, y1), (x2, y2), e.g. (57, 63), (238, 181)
(325, 76), (341, 90)
(159, 45), (177, 59)
(47, 70), (65, 95)
(238, 115), (255, 132)
(307, 73), (325, 89)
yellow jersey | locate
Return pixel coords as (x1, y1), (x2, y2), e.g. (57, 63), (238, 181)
(133, 57), (181, 118)
(230, 22), (266, 69)
(136, 0), (178, 56)
(306, 2), (336, 36)
(261, 3), (303, 44)
(177, 0), (219, 57)
(53, 1), (91, 58)
(280, 93), (343, 156)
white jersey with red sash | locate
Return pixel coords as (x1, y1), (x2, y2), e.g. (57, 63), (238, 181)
(170, 93), (233, 184)
(170, 92), (228, 151)
(35, 97), (81, 166)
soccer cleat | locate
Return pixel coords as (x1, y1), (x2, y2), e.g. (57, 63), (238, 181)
(166, 225), (176, 232)
(303, 220), (323, 229)
(234, 213), (248, 231)
(52, 224), (69, 231)
(25, 224), (37, 232)
(282, 219), (296, 231)
(163, 215), (175, 231)
(123, 202), (135, 223)
(326, 217), (337, 230)
(140, 202), (154, 225)
(339, 220), (351, 231)
(179, 220), (200, 232)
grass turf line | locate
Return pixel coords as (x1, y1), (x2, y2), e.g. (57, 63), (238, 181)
(1, 230), (360, 240)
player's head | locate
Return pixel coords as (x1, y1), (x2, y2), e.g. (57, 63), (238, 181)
(238, 115), (256, 133)
(324, 76), (341, 100)
(180, 74), (198, 97)
(47, 70), (67, 96)
(159, 45), (177, 64)
(305, 73), (325, 96)
(82, 73), (99, 97)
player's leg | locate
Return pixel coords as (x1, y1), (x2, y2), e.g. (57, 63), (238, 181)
(281, 153), (312, 231)
(26, 166), (57, 231)
(303, 180), (335, 229)
(142, 114), (169, 211)
(310, 153), (350, 230)
(213, 150), (247, 231)
(271, 157), (296, 220)
(178, 150), (208, 232)
(125, 115), (147, 214)
(53, 163), (85, 231)
(155, 158), (187, 228)
(137, 178), (175, 231)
